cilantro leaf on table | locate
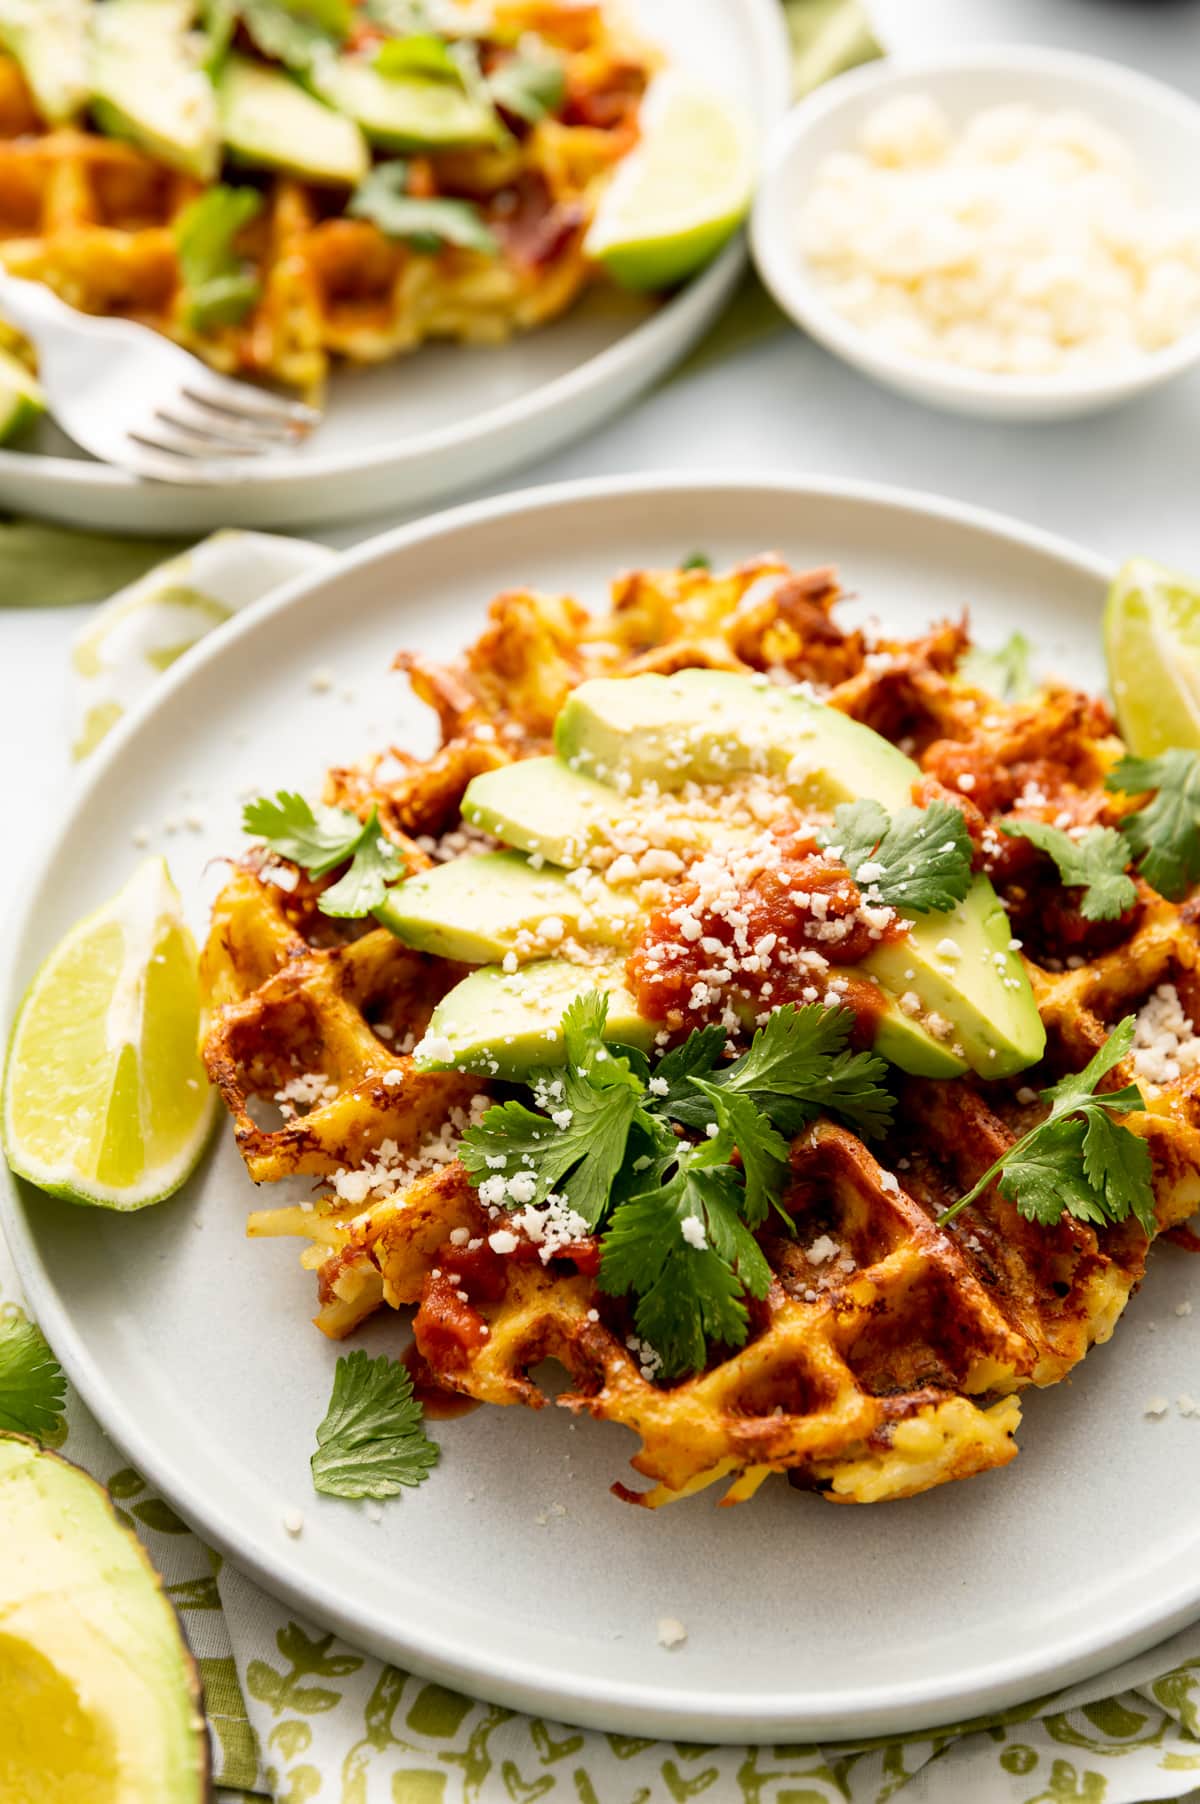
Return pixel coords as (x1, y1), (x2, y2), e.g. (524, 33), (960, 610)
(1000, 819), (1137, 922)
(958, 631), (1036, 702)
(939, 1016), (1154, 1233)
(243, 792), (402, 916)
(1108, 750), (1200, 900)
(238, 0), (350, 69)
(599, 1166), (770, 1380)
(175, 186), (263, 333)
(349, 164), (498, 256)
(311, 1350), (438, 1499)
(488, 49), (566, 122)
(0, 1315), (66, 1439)
(824, 798), (974, 915)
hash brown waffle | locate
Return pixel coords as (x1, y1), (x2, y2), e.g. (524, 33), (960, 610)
(0, 2), (653, 398)
(200, 558), (1200, 1506)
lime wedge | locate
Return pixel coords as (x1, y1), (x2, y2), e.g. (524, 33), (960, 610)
(3, 859), (216, 1210)
(1104, 557), (1200, 756)
(0, 346), (43, 445)
(584, 72), (755, 291)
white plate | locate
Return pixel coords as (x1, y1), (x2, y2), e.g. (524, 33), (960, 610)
(0, 1), (787, 537)
(751, 47), (1200, 420)
(4, 475), (1199, 1743)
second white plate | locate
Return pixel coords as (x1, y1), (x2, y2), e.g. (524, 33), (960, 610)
(0, 0), (788, 535)
(3, 475), (1199, 1742)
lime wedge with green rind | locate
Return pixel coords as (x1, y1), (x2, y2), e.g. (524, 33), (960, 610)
(584, 72), (755, 291)
(2, 859), (216, 1210)
(1104, 557), (1200, 756)
(0, 346), (43, 444)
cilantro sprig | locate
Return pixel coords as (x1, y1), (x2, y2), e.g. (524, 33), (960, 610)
(311, 1349), (439, 1499)
(1108, 750), (1200, 901)
(958, 631), (1036, 702)
(348, 163), (498, 257)
(1000, 819), (1137, 921)
(488, 49), (566, 123)
(461, 996), (893, 1381)
(0, 1314), (66, 1440)
(243, 791), (402, 917)
(823, 798), (975, 915)
(175, 186), (263, 333)
(938, 1017), (1154, 1234)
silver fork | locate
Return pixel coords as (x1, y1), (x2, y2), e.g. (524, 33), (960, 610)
(0, 269), (319, 483)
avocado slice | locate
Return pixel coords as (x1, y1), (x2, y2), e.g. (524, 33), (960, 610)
(0, 0), (88, 123)
(0, 1433), (208, 1801)
(217, 54), (369, 186)
(469, 672), (1044, 1079)
(0, 346), (43, 445)
(461, 756), (728, 868)
(310, 53), (500, 151)
(89, 0), (220, 181)
(376, 849), (638, 963)
(415, 958), (655, 1078)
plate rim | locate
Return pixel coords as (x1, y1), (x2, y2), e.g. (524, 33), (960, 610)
(10, 470), (1200, 1744)
(0, 0), (790, 503)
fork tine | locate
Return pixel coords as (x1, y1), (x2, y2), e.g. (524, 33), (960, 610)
(117, 441), (255, 487)
(182, 369), (320, 434)
(130, 421), (268, 462)
(156, 398), (294, 449)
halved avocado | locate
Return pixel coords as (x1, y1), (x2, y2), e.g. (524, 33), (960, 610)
(217, 54), (368, 186)
(309, 53), (500, 151)
(415, 957), (655, 1078)
(0, 0), (89, 124)
(375, 849), (638, 963)
(0, 1433), (208, 1802)
(89, 0), (220, 181)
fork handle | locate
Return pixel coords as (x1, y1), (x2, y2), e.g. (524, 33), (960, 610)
(0, 269), (74, 344)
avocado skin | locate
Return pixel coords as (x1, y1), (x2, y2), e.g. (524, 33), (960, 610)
(0, 1431), (209, 1801)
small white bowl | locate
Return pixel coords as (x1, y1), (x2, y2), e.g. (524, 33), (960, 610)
(751, 46), (1200, 420)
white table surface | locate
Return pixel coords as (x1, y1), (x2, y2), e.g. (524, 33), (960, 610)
(3, 0), (1199, 926)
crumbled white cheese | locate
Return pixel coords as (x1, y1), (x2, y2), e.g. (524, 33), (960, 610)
(1132, 984), (1200, 1086)
(680, 1214), (708, 1251)
(656, 1617), (688, 1650)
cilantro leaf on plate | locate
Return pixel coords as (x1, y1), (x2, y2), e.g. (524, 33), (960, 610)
(1000, 819), (1137, 921)
(1108, 749), (1200, 900)
(349, 164), (498, 256)
(939, 1016), (1153, 1233)
(488, 50), (566, 122)
(958, 631), (1036, 702)
(599, 1166), (770, 1380)
(826, 798), (975, 915)
(175, 186), (263, 333)
(243, 793), (402, 916)
(312, 1349), (438, 1499)
(0, 1314), (66, 1439)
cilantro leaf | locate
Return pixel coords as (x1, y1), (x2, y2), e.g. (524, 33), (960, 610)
(690, 1079), (789, 1229)
(0, 1315), (66, 1439)
(488, 49), (566, 122)
(680, 550), (711, 571)
(1108, 750), (1200, 900)
(376, 33), (462, 82)
(599, 1167), (770, 1380)
(1000, 819), (1137, 922)
(348, 163), (498, 256)
(644, 1022), (727, 1128)
(239, 0), (350, 69)
(939, 1016), (1153, 1233)
(720, 1003), (894, 1140)
(175, 186), (262, 333)
(560, 991), (641, 1093)
(243, 790), (363, 873)
(243, 793), (402, 916)
(311, 1350), (438, 1499)
(825, 798), (974, 915)
(959, 631), (1036, 702)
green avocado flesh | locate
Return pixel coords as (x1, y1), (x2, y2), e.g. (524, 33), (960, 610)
(446, 672), (1045, 1078)
(0, 1434), (207, 1803)
(0, 0), (89, 124)
(217, 55), (368, 185)
(416, 959), (655, 1078)
(89, 0), (219, 180)
(376, 849), (637, 962)
(310, 55), (499, 150)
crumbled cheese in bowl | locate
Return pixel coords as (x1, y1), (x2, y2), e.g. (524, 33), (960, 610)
(796, 94), (1200, 378)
